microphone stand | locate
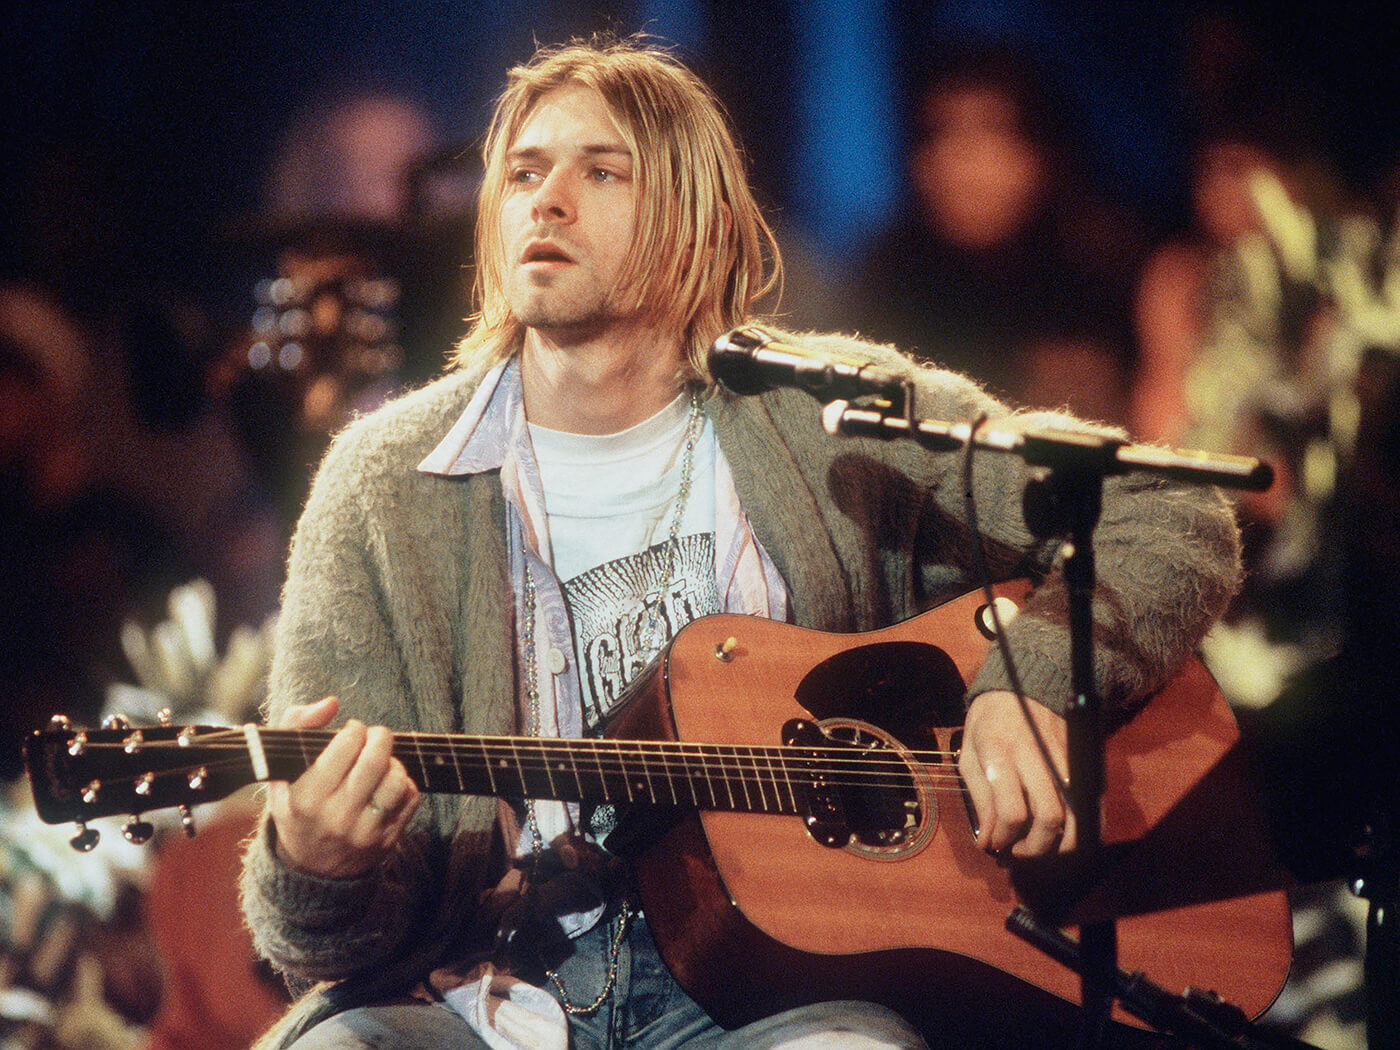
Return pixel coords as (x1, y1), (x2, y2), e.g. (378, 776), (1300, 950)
(827, 396), (1274, 1049)
(1005, 906), (1322, 1050)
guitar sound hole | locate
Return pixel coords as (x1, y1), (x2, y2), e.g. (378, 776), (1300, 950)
(815, 718), (936, 860)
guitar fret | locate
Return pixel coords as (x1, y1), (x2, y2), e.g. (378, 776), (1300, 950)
(569, 744), (584, 799)
(698, 746), (719, 808)
(635, 742), (656, 802)
(761, 751), (783, 813)
(747, 750), (769, 813)
(656, 744), (680, 805)
(760, 750), (782, 813)
(736, 748), (760, 811)
(614, 742), (636, 802)
(735, 746), (755, 811)
(589, 740), (611, 802)
(719, 746), (738, 809)
(682, 748), (703, 806)
(506, 737), (528, 796)
(538, 740), (560, 799)
(446, 735), (466, 793)
(776, 747), (799, 813)
(479, 738), (500, 795)
(409, 732), (428, 791)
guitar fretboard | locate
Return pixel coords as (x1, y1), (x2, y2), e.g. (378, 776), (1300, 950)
(245, 728), (912, 815)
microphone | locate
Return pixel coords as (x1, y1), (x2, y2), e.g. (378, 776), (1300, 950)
(708, 326), (909, 401)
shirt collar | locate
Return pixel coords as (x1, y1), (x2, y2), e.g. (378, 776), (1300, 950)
(417, 359), (519, 476)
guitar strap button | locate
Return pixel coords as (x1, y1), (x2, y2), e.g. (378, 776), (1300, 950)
(975, 597), (1020, 640)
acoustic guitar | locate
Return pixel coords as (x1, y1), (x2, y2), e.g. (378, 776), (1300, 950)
(24, 582), (1292, 1035)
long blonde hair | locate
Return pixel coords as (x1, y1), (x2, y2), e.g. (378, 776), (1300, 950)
(453, 36), (781, 379)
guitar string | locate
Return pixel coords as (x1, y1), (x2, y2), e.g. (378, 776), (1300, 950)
(68, 756), (985, 795)
(63, 741), (983, 798)
(65, 732), (971, 767)
(69, 734), (972, 773)
(68, 753), (977, 790)
(73, 728), (967, 762)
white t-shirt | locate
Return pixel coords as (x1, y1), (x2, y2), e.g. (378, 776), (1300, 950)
(527, 393), (720, 731)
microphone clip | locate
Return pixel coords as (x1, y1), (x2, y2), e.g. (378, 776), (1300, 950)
(709, 326), (913, 410)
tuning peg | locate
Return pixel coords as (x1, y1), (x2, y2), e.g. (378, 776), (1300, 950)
(122, 817), (155, 845)
(178, 805), (197, 838)
(156, 708), (174, 727)
(48, 714), (72, 730)
(101, 713), (131, 731)
(70, 823), (100, 851)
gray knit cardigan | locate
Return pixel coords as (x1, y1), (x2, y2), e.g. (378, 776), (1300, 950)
(240, 329), (1241, 1037)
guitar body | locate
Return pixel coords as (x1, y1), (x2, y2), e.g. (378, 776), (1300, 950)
(616, 583), (1293, 1036)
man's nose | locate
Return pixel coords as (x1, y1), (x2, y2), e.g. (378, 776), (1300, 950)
(530, 170), (576, 224)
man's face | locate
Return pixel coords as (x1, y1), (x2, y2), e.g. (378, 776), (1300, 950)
(913, 84), (1045, 250)
(498, 84), (640, 338)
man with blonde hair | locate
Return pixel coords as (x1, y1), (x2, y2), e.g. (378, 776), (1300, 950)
(241, 35), (1240, 1050)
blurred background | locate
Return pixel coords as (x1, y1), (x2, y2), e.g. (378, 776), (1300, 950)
(2, 1), (1399, 1048)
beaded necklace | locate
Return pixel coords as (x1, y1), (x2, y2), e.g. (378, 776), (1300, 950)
(520, 390), (703, 1013)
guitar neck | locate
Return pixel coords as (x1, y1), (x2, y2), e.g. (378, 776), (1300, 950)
(324, 729), (806, 814)
(27, 722), (884, 826)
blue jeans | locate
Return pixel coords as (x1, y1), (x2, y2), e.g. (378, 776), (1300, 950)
(287, 912), (928, 1049)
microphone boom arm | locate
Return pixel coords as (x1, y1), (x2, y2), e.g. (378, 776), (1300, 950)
(824, 402), (1274, 493)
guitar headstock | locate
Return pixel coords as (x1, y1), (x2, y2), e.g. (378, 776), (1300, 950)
(24, 713), (260, 851)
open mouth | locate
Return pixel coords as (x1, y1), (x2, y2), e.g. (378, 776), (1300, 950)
(522, 242), (574, 264)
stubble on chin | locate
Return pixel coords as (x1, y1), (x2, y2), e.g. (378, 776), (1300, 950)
(507, 275), (624, 336)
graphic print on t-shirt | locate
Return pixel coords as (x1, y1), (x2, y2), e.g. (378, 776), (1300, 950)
(564, 532), (718, 732)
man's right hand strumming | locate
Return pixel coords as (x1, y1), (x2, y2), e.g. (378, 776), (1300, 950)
(266, 696), (422, 879)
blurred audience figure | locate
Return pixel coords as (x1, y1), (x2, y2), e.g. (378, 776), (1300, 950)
(262, 94), (440, 228)
(852, 43), (1148, 424)
(1130, 123), (1308, 445)
(1130, 9), (1346, 447)
(1128, 15), (1353, 658)
(1139, 20), (1397, 1048)
(0, 283), (282, 777)
(211, 92), (477, 530)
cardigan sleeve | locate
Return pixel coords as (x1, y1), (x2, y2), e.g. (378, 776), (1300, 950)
(753, 329), (1242, 717)
(905, 357), (1243, 714)
(239, 422), (444, 984)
